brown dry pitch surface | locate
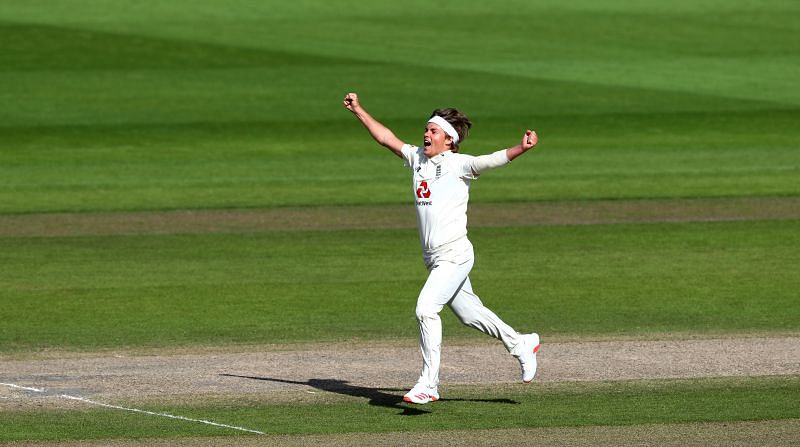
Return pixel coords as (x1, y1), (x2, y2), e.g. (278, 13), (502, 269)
(2, 336), (798, 411)
(1, 197), (799, 237)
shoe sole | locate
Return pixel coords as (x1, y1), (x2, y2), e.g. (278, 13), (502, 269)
(403, 395), (439, 404)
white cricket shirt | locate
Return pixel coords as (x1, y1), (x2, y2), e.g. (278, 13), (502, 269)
(401, 144), (509, 253)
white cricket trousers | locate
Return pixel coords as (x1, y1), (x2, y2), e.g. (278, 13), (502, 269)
(415, 237), (523, 388)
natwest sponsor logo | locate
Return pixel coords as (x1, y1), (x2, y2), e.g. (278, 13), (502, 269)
(416, 180), (431, 199)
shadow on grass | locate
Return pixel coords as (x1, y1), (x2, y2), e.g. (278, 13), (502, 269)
(220, 374), (518, 416)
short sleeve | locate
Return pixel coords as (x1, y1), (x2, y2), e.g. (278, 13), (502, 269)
(401, 144), (419, 170)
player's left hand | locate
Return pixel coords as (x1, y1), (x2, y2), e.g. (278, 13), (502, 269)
(521, 130), (538, 150)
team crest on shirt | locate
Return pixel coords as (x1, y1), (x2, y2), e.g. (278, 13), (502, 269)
(416, 181), (431, 199)
(416, 181), (432, 205)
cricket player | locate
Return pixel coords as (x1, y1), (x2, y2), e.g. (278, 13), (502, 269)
(343, 92), (540, 404)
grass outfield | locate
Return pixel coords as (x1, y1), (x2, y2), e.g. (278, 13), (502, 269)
(2, 219), (799, 352)
(1, 1), (799, 213)
(1, 0), (799, 444)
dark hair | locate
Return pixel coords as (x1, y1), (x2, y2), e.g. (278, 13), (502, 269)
(430, 108), (472, 152)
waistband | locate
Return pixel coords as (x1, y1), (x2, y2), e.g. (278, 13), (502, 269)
(422, 235), (469, 256)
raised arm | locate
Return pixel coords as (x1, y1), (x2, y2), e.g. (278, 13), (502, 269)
(505, 129), (538, 161)
(468, 129), (539, 176)
(343, 93), (405, 158)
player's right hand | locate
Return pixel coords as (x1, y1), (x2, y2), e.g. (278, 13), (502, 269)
(343, 92), (360, 112)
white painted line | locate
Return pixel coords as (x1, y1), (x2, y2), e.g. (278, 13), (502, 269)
(0, 382), (264, 435)
(59, 394), (265, 434)
(1, 383), (45, 393)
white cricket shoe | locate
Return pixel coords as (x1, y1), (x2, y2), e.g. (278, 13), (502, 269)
(402, 383), (440, 404)
(516, 333), (541, 383)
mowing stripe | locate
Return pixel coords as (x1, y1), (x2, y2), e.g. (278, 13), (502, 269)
(2, 197), (799, 237)
(0, 382), (264, 435)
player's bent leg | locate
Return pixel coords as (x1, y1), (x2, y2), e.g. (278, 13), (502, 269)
(449, 278), (541, 382)
(449, 277), (521, 350)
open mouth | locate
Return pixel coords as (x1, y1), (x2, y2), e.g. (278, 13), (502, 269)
(423, 138), (431, 147)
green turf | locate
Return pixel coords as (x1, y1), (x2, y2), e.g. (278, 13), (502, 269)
(1, 0), (798, 213)
(1, 1), (798, 443)
(2, 220), (798, 352)
(2, 376), (797, 440)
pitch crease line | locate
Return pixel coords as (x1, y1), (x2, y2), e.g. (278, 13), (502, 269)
(0, 382), (264, 435)
(0, 383), (45, 393)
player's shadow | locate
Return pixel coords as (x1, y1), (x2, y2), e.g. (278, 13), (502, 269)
(220, 374), (518, 416)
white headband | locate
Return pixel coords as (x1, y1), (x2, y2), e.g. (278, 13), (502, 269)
(427, 116), (460, 144)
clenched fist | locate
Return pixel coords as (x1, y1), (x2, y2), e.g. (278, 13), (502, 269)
(521, 130), (538, 150)
(343, 92), (361, 112)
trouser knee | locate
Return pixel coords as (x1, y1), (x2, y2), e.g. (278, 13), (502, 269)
(450, 301), (480, 327)
(415, 303), (440, 321)
(455, 310), (481, 327)
(457, 314), (479, 327)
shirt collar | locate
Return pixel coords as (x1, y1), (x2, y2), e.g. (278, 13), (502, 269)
(428, 150), (451, 165)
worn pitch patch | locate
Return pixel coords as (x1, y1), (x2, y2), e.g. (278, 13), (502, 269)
(1, 197), (798, 237)
(1, 335), (798, 410)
